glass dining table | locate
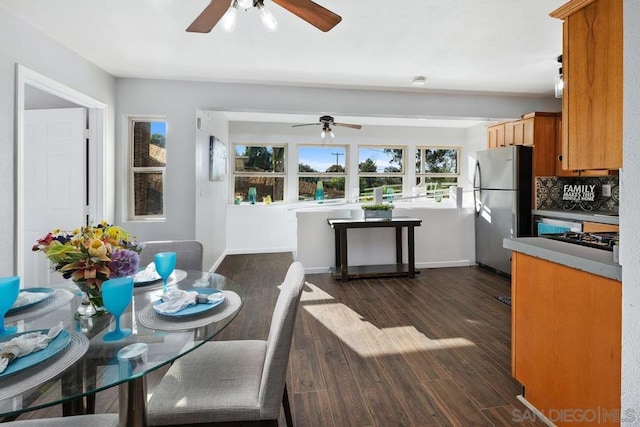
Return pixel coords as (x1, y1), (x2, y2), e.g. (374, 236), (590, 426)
(0, 269), (244, 427)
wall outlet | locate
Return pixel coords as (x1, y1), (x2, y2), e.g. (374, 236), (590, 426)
(602, 184), (612, 197)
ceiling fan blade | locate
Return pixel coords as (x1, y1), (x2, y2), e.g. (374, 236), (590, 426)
(292, 123), (322, 127)
(272, 0), (342, 32)
(186, 1), (230, 33)
(334, 122), (362, 129)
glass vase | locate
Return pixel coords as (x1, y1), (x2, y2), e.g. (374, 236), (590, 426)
(74, 280), (109, 319)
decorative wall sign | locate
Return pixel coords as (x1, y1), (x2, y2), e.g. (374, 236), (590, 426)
(209, 135), (226, 181)
(536, 176), (619, 213)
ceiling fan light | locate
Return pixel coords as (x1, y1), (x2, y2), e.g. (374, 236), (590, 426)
(258, 4), (278, 32)
(237, 0), (253, 9)
(220, 5), (238, 32)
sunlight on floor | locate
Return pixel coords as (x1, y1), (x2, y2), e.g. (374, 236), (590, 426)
(302, 282), (475, 358)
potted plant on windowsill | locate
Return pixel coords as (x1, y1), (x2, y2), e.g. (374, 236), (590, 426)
(361, 203), (394, 220)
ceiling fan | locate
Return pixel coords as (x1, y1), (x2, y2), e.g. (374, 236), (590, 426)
(292, 115), (362, 141)
(186, 0), (342, 33)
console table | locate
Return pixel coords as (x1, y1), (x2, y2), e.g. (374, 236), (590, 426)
(327, 217), (422, 281)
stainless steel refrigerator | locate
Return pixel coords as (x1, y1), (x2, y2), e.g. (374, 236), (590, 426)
(473, 145), (533, 275)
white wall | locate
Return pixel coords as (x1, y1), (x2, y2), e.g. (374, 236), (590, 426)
(195, 110), (229, 271)
(621, 0), (640, 419)
(0, 6), (116, 275)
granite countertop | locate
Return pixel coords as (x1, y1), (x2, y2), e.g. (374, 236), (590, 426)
(532, 209), (619, 225)
(504, 237), (621, 281)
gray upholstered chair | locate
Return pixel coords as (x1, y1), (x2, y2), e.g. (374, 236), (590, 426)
(1, 414), (119, 426)
(147, 261), (306, 427)
(139, 240), (204, 271)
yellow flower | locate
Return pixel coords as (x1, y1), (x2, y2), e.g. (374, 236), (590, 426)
(87, 239), (107, 258)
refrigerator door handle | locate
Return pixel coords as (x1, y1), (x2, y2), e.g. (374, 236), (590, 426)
(473, 160), (482, 216)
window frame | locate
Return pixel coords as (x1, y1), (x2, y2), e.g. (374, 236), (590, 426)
(128, 116), (167, 221)
(296, 143), (349, 202)
(357, 144), (406, 200)
(415, 145), (461, 198)
(232, 142), (287, 203)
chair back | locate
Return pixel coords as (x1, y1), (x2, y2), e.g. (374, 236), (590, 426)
(258, 261), (305, 418)
(139, 240), (204, 271)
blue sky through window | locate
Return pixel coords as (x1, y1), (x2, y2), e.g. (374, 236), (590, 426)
(299, 146), (346, 172)
(151, 121), (166, 135)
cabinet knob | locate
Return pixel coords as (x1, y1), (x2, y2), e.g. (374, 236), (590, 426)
(558, 155), (563, 162)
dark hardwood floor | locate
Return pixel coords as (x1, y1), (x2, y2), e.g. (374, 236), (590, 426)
(10, 253), (546, 426)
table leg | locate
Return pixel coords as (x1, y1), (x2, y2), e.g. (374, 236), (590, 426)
(334, 228), (341, 269)
(118, 376), (147, 427)
(395, 227), (403, 264)
(340, 228), (349, 281)
(408, 226), (416, 278)
(61, 364), (85, 416)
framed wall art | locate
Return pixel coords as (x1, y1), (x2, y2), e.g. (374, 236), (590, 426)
(209, 135), (226, 181)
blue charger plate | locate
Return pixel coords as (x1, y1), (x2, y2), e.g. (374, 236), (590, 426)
(7, 288), (55, 315)
(0, 329), (72, 378)
(153, 288), (225, 318)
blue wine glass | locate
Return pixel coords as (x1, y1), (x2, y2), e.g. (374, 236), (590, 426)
(102, 277), (134, 342)
(154, 252), (176, 294)
(0, 276), (20, 337)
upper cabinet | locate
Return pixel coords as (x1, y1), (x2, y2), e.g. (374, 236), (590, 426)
(487, 122), (505, 148)
(551, 0), (623, 171)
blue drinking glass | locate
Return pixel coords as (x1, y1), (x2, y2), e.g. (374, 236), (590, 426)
(102, 277), (134, 341)
(0, 276), (20, 336)
(154, 252), (177, 294)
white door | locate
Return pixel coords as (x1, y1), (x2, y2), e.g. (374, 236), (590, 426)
(24, 108), (87, 286)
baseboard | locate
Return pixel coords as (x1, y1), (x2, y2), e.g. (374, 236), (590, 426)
(415, 260), (474, 269)
(515, 395), (556, 427)
(304, 266), (333, 275)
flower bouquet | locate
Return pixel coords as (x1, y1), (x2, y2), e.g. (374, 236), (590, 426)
(32, 222), (142, 317)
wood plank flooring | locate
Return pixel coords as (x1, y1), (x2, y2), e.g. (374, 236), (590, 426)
(9, 253), (547, 426)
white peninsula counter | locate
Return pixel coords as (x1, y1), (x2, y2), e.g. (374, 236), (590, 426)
(296, 202), (476, 274)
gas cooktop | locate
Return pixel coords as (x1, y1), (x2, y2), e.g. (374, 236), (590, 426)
(541, 231), (618, 251)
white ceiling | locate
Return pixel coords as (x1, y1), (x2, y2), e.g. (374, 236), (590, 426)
(2, 0), (566, 126)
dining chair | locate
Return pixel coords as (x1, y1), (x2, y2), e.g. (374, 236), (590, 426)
(139, 240), (204, 271)
(1, 414), (119, 426)
(146, 261), (306, 427)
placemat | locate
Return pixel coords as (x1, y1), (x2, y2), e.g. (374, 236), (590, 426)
(0, 331), (89, 401)
(5, 289), (75, 323)
(137, 290), (241, 331)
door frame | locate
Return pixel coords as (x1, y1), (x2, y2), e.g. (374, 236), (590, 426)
(15, 64), (107, 277)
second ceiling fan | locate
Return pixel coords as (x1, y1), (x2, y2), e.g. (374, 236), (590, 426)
(186, 0), (342, 33)
(293, 115), (362, 141)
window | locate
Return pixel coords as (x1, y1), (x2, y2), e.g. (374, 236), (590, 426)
(297, 145), (347, 201)
(129, 118), (166, 219)
(358, 146), (404, 200)
(233, 144), (286, 202)
(415, 147), (460, 198)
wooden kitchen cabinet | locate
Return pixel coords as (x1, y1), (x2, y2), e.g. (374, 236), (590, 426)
(511, 252), (621, 426)
(551, 0), (623, 171)
(487, 122), (505, 148)
(555, 115), (612, 176)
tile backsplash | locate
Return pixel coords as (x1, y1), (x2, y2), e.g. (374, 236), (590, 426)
(536, 176), (619, 213)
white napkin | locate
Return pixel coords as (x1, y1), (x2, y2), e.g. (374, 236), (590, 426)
(154, 289), (198, 314)
(153, 289), (225, 315)
(0, 322), (64, 374)
(134, 262), (161, 283)
(11, 291), (51, 309)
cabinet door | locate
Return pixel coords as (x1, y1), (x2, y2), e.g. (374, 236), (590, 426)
(495, 124), (505, 147)
(504, 121), (515, 146)
(522, 118), (534, 146)
(563, 0), (622, 170)
(487, 124), (505, 148)
(555, 116), (579, 176)
(511, 121), (522, 145)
